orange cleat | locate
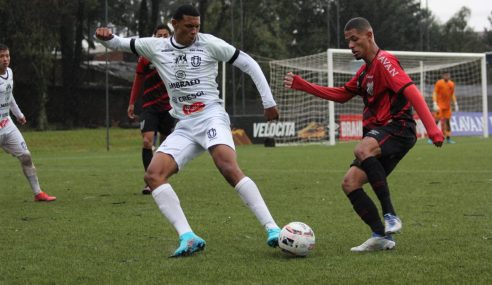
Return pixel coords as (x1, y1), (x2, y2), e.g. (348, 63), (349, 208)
(34, 191), (57, 202)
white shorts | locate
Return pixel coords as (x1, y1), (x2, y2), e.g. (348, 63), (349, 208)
(156, 109), (235, 170)
(0, 123), (29, 157)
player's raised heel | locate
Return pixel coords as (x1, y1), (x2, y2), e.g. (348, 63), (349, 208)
(171, 232), (206, 257)
(384, 213), (402, 234)
(350, 233), (395, 252)
(266, 227), (281, 247)
(34, 191), (56, 202)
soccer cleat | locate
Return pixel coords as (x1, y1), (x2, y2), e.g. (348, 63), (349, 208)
(171, 232), (206, 257)
(142, 185), (151, 195)
(446, 138), (456, 144)
(384, 213), (402, 234)
(350, 233), (395, 252)
(34, 191), (56, 202)
(427, 139), (433, 144)
(266, 227), (281, 247)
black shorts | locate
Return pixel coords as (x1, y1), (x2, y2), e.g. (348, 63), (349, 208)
(352, 121), (417, 176)
(139, 108), (176, 136)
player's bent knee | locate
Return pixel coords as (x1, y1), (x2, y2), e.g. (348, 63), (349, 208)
(144, 171), (157, 186)
(353, 146), (371, 161)
(341, 174), (363, 194)
(17, 152), (33, 166)
(144, 169), (169, 188)
(144, 174), (157, 189)
(341, 178), (355, 194)
(354, 138), (380, 160)
(142, 138), (154, 149)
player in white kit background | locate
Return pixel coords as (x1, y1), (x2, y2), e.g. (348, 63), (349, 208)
(0, 44), (56, 202)
(95, 4), (281, 257)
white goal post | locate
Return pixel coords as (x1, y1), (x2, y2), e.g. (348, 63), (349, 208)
(269, 49), (488, 145)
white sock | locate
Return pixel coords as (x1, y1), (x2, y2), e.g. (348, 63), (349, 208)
(152, 183), (192, 236)
(235, 177), (278, 230)
(22, 165), (41, 195)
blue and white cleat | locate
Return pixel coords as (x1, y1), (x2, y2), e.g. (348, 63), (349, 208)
(266, 227), (281, 247)
(384, 213), (402, 235)
(446, 138), (456, 144)
(171, 232), (206, 257)
(350, 233), (395, 252)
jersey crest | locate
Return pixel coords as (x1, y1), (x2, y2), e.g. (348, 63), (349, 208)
(207, 128), (217, 139)
(191, 56), (201, 67)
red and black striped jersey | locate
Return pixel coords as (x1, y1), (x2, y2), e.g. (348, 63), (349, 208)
(132, 56), (171, 111)
(345, 49), (415, 131)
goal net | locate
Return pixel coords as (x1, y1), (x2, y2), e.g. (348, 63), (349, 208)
(269, 49), (488, 145)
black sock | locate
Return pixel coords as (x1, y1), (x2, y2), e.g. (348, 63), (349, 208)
(360, 156), (396, 215)
(347, 188), (385, 236)
(142, 148), (153, 171)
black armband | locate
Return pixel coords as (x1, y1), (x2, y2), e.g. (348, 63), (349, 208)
(130, 39), (138, 56)
(227, 48), (240, 64)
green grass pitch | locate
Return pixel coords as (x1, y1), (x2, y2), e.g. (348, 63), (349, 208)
(1, 129), (491, 284)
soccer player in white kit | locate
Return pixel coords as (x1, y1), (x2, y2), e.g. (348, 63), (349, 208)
(0, 44), (56, 202)
(95, 4), (281, 257)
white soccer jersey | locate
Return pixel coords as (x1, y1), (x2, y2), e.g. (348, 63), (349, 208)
(134, 33), (237, 119)
(0, 67), (15, 133)
(98, 33), (276, 120)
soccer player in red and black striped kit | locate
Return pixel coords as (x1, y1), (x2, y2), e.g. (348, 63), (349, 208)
(127, 24), (176, 195)
(284, 17), (444, 251)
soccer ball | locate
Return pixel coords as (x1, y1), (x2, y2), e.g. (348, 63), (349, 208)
(278, 222), (315, 257)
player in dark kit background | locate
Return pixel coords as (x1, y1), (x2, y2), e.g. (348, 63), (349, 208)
(127, 24), (175, 195)
(284, 17), (444, 252)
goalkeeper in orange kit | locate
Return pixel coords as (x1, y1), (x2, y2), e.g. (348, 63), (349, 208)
(431, 71), (458, 144)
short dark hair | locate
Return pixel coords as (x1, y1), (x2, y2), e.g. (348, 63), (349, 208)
(0, 43), (9, 52)
(172, 4), (200, 20)
(344, 17), (372, 32)
(153, 24), (171, 35)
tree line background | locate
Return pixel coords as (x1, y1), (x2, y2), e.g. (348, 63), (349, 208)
(0, 0), (491, 129)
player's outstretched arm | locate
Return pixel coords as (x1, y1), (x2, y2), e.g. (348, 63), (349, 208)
(231, 51), (277, 120)
(284, 72), (353, 103)
(94, 27), (133, 53)
(95, 27), (114, 41)
(404, 84), (444, 147)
